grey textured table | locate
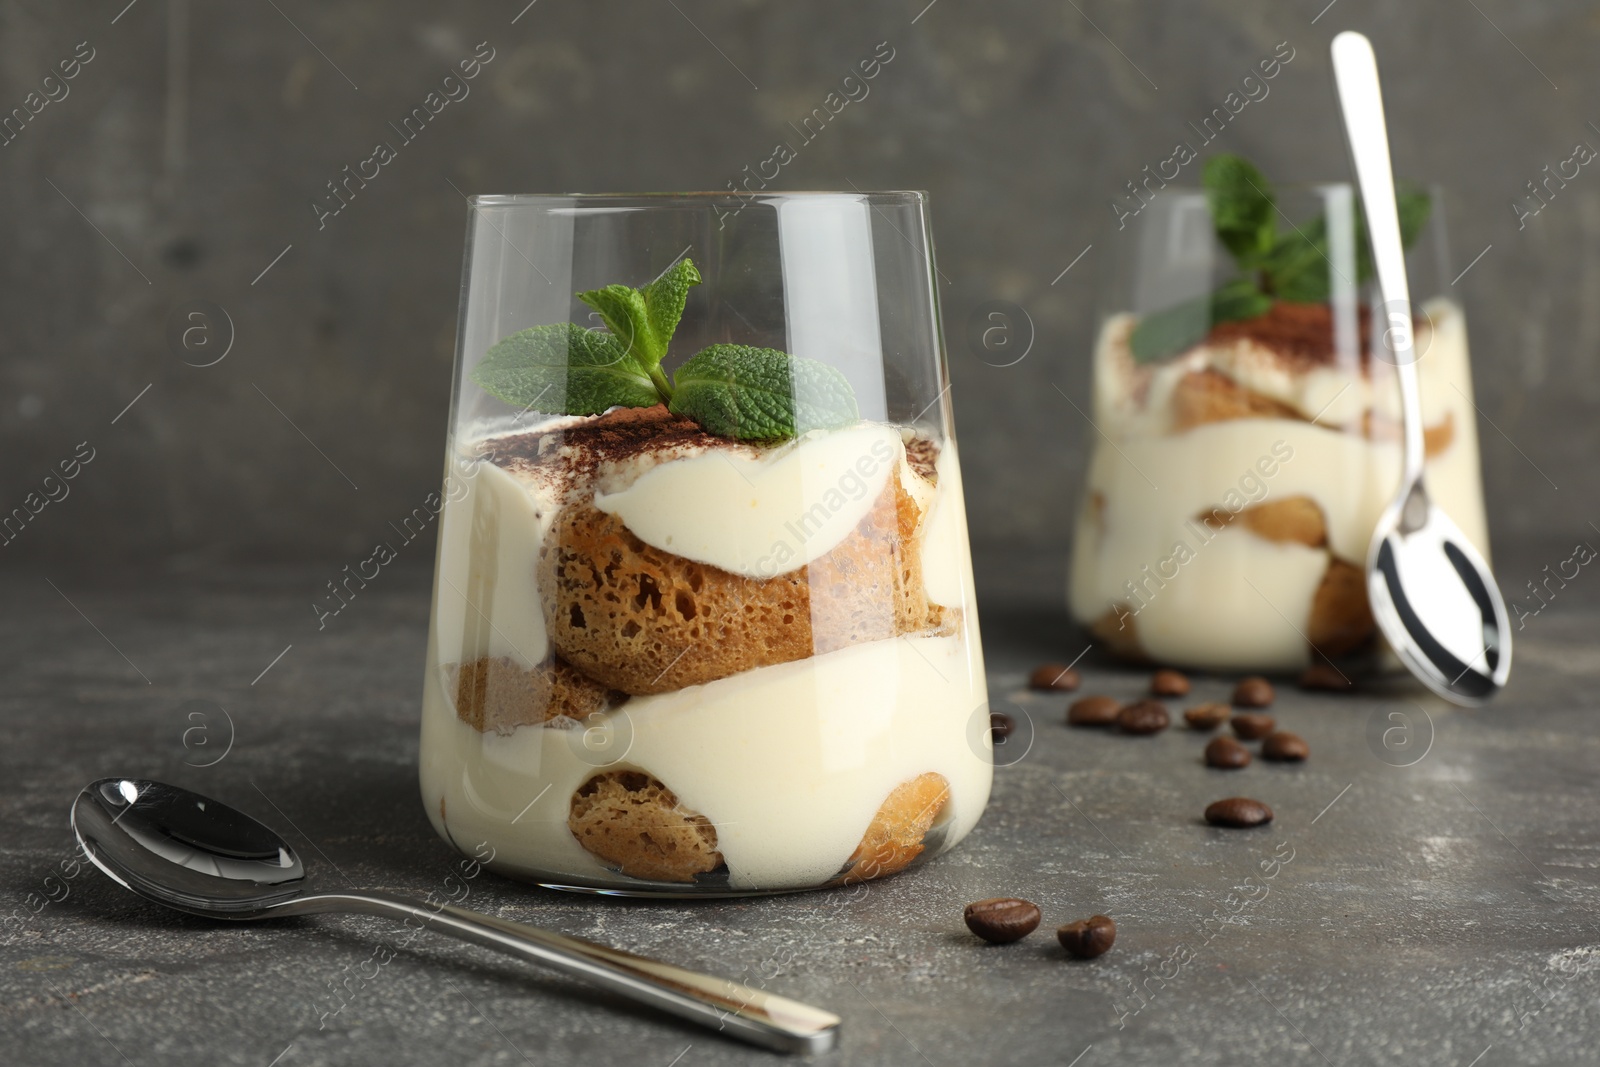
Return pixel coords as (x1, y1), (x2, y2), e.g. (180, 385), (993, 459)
(3, 564), (1597, 1067)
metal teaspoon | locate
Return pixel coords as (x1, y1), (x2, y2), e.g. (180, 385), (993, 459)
(71, 777), (840, 1054)
(1331, 30), (1512, 704)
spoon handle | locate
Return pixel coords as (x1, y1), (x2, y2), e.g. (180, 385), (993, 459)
(277, 891), (839, 1054)
(1331, 31), (1427, 497)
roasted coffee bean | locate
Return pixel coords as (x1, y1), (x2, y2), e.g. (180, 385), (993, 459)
(990, 711), (1015, 740)
(1204, 736), (1252, 769)
(963, 897), (1042, 943)
(1261, 731), (1309, 761)
(1298, 663), (1353, 692)
(1116, 699), (1170, 735)
(1231, 712), (1276, 740)
(1204, 797), (1274, 828)
(1233, 676), (1275, 707)
(1183, 702), (1230, 731)
(1150, 669), (1190, 696)
(1029, 664), (1081, 691)
(1057, 914), (1116, 959)
(1067, 695), (1122, 727)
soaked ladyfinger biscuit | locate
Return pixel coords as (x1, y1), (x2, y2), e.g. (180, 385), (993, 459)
(567, 769), (724, 883)
(1170, 369), (1304, 432)
(1239, 496), (1328, 547)
(1364, 409), (1456, 458)
(539, 474), (940, 695)
(1307, 557), (1376, 657)
(1089, 603), (1149, 661)
(838, 772), (951, 885)
(450, 655), (624, 734)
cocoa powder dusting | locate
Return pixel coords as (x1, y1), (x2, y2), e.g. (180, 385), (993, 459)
(903, 435), (941, 484)
(482, 406), (725, 480)
(1206, 301), (1379, 369)
(549, 406), (723, 476)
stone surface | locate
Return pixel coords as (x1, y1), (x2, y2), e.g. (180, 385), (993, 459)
(0, 0), (1596, 570)
(3, 564), (1599, 1066)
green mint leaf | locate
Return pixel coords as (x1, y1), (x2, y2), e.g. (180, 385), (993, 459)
(1203, 154), (1277, 266)
(668, 345), (859, 440)
(642, 258), (702, 358)
(1264, 184), (1432, 301)
(576, 257), (702, 378)
(577, 284), (653, 365)
(1129, 297), (1210, 364)
(1262, 214), (1333, 302)
(1396, 184), (1433, 249)
(1129, 279), (1272, 364)
(471, 322), (660, 415)
(1354, 184), (1432, 284)
(1211, 277), (1274, 321)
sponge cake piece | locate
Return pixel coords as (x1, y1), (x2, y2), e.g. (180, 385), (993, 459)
(838, 772), (951, 885)
(539, 472), (948, 695)
(567, 769), (724, 883)
(449, 655), (625, 734)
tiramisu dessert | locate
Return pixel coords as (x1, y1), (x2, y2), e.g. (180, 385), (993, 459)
(419, 257), (989, 892)
(1070, 155), (1490, 671)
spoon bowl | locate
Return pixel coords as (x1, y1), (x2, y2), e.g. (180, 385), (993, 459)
(72, 778), (304, 916)
(71, 778), (840, 1054)
(1368, 487), (1512, 704)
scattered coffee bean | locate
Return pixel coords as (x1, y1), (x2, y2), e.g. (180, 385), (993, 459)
(1204, 736), (1252, 769)
(1204, 797), (1274, 828)
(1298, 663), (1353, 692)
(1183, 702), (1230, 731)
(1261, 731), (1310, 762)
(1150, 669), (1190, 697)
(1057, 915), (1116, 959)
(1116, 699), (1170, 735)
(963, 898), (1042, 943)
(1231, 712), (1276, 740)
(1233, 676), (1275, 707)
(1067, 695), (1121, 727)
(990, 711), (1015, 740)
(1029, 664), (1081, 691)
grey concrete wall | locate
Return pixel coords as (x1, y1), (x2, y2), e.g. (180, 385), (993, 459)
(2, 0), (1595, 579)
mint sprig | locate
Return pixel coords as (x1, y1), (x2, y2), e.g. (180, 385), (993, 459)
(472, 322), (659, 415)
(1203, 154), (1276, 266)
(577, 258), (701, 396)
(470, 258), (861, 442)
(669, 345), (859, 440)
(1128, 153), (1433, 363)
(1128, 279), (1273, 363)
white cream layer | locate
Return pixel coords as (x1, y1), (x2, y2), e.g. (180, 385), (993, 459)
(430, 460), (552, 669)
(1070, 298), (1490, 670)
(419, 629), (992, 890)
(919, 440), (976, 609)
(593, 423), (902, 579)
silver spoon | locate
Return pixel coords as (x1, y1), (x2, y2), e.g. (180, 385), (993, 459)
(1330, 30), (1512, 705)
(70, 777), (840, 1054)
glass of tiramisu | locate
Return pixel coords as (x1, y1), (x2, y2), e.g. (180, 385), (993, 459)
(1070, 156), (1490, 672)
(419, 192), (990, 894)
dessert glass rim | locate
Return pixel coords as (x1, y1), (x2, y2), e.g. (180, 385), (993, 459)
(1134, 179), (1439, 196)
(466, 190), (929, 207)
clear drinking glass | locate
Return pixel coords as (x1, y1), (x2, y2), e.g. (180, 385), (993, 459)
(419, 192), (990, 895)
(1069, 183), (1490, 672)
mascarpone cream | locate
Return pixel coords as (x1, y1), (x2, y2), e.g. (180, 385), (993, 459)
(420, 629), (990, 889)
(593, 423), (901, 578)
